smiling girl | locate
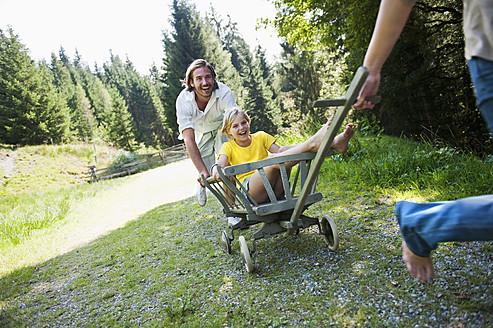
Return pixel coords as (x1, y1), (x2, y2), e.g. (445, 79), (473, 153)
(211, 107), (355, 204)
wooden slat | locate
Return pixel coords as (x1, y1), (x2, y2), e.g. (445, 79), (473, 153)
(258, 168), (277, 203)
(279, 163), (292, 201)
(224, 152), (317, 177)
(290, 66), (369, 227)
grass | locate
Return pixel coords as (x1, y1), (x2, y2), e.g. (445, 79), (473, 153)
(0, 133), (492, 327)
(0, 142), (121, 196)
(0, 143), (124, 249)
(0, 180), (125, 249)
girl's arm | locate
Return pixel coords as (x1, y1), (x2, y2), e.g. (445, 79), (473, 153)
(269, 142), (281, 153)
(212, 154), (230, 181)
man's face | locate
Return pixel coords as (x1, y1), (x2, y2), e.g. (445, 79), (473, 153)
(191, 67), (215, 99)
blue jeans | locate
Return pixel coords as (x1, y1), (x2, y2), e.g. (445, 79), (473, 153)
(468, 57), (493, 135)
(396, 57), (493, 257)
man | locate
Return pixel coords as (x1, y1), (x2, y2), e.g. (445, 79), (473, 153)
(176, 59), (237, 206)
(353, 0), (493, 283)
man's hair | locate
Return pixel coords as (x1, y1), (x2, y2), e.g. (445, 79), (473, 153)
(221, 107), (251, 140)
(182, 59), (218, 92)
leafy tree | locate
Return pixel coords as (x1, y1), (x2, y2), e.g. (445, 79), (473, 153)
(269, 0), (491, 153)
(0, 28), (69, 145)
(373, 0), (487, 152)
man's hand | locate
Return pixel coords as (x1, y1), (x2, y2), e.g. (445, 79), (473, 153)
(198, 170), (210, 187)
(353, 72), (381, 109)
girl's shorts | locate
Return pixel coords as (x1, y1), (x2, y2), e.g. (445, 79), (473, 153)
(241, 176), (251, 201)
(242, 177), (251, 191)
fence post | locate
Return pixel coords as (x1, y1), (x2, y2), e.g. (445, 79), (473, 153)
(146, 155), (152, 169)
(159, 150), (167, 165)
(88, 165), (97, 182)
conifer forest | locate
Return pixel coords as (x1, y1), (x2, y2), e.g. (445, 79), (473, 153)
(1, 0), (491, 154)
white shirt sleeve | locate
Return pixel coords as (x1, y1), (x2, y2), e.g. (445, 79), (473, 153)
(218, 83), (237, 109)
(176, 89), (195, 139)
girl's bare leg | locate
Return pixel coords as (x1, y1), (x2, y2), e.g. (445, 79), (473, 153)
(248, 166), (285, 204)
(248, 118), (355, 203)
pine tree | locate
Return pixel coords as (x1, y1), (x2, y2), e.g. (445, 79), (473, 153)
(244, 50), (279, 135)
(209, 13), (279, 133)
(103, 85), (137, 151)
(161, 0), (241, 135)
(274, 43), (323, 127)
(104, 55), (173, 147)
(211, 13), (252, 109)
(51, 49), (100, 140)
(71, 84), (97, 139)
(0, 28), (69, 145)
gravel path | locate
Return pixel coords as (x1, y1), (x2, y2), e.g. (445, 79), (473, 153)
(0, 149), (17, 179)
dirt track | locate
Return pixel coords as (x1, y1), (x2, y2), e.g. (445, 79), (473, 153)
(0, 149), (17, 182)
(3, 158), (198, 273)
(57, 158), (198, 253)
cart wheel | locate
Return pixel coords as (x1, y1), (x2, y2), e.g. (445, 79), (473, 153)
(220, 230), (232, 254)
(238, 236), (254, 273)
(320, 215), (339, 251)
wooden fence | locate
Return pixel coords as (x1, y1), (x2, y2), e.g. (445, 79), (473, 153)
(85, 143), (188, 183)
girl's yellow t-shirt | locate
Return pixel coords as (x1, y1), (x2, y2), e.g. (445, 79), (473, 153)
(218, 131), (276, 183)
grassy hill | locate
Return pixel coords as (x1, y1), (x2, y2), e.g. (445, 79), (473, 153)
(0, 143), (122, 196)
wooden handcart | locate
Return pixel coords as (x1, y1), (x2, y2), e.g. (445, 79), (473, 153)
(202, 67), (378, 272)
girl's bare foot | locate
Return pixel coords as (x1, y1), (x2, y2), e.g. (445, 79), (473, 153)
(402, 240), (435, 283)
(331, 124), (355, 153)
(307, 116), (355, 153)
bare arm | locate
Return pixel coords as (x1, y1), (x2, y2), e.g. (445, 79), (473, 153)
(182, 128), (209, 184)
(212, 154), (230, 181)
(354, 0), (415, 109)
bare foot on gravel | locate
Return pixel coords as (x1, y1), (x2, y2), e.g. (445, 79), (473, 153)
(402, 240), (435, 283)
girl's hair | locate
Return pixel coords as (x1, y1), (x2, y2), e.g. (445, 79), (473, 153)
(221, 107), (251, 140)
(181, 59), (218, 92)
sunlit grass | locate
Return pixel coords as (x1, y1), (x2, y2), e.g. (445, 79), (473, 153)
(0, 180), (125, 249)
(0, 143), (121, 196)
(319, 133), (493, 202)
(0, 143), (122, 249)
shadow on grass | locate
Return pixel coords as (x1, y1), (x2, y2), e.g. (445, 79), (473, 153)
(1, 194), (492, 327)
